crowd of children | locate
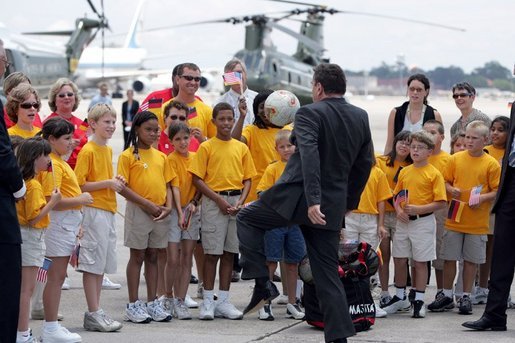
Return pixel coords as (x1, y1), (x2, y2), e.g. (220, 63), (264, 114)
(4, 74), (512, 343)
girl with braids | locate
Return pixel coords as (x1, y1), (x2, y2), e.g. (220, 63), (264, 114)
(117, 111), (175, 323)
(39, 118), (93, 342)
(375, 130), (413, 308)
(14, 137), (61, 343)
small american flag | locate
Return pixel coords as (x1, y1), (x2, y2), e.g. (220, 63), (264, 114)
(223, 72), (242, 86)
(469, 185), (483, 206)
(36, 258), (52, 283)
(394, 189), (409, 208)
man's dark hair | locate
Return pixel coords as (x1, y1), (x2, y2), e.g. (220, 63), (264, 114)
(212, 102), (234, 119)
(177, 63), (200, 76)
(313, 63), (346, 95)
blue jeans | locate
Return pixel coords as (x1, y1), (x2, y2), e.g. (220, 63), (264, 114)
(264, 225), (306, 263)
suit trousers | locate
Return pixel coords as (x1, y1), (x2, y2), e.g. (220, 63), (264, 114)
(484, 166), (515, 324)
(237, 200), (356, 342)
(0, 243), (21, 343)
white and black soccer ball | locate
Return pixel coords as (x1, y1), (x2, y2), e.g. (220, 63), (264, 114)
(264, 90), (300, 127)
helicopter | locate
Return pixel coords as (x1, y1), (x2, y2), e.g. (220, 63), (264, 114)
(139, 0), (465, 104)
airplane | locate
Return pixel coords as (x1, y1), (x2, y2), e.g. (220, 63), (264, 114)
(138, 0), (466, 104)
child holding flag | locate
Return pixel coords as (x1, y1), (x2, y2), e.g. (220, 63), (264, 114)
(383, 131), (447, 318)
(14, 137), (61, 343)
(428, 121), (501, 315)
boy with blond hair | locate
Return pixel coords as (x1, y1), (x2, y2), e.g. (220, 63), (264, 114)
(384, 130), (447, 318)
(74, 104), (125, 332)
(428, 120), (501, 315)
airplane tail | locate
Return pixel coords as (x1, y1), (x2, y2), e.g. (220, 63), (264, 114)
(123, 0), (146, 49)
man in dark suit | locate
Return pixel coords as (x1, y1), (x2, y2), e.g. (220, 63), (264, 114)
(463, 97), (515, 331)
(237, 63), (373, 343)
(121, 89), (139, 149)
(0, 39), (26, 342)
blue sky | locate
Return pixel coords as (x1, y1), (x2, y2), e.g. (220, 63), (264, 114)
(2, 0), (513, 73)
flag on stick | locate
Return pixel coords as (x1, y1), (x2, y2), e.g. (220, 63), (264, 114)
(222, 72), (242, 86)
(394, 189), (409, 208)
(469, 185), (483, 206)
(36, 258), (52, 283)
(448, 199), (465, 222)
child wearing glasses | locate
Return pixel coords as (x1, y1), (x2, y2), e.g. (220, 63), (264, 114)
(429, 121), (500, 315)
(383, 130), (447, 319)
(6, 84), (41, 138)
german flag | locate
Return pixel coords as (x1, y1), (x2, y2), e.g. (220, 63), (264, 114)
(447, 199), (465, 223)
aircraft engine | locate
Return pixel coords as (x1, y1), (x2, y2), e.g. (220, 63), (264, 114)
(132, 77), (150, 93)
(199, 74), (214, 92)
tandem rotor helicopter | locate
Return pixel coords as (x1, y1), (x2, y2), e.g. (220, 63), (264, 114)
(141, 0), (465, 103)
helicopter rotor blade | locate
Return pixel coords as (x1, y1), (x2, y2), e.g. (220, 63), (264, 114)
(266, 21), (324, 53)
(22, 30), (75, 36)
(266, 0), (325, 8)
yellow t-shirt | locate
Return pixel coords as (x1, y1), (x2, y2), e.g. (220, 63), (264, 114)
(484, 145), (505, 165)
(168, 151), (196, 207)
(375, 155), (411, 212)
(74, 141), (117, 213)
(117, 147), (175, 205)
(443, 151), (501, 234)
(394, 163), (447, 206)
(354, 166), (392, 215)
(188, 137), (257, 192)
(161, 98), (216, 138)
(16, 178), (49, 229)
(257, 160), (286, 193)
(428, 150), (451, 173)
(41, 152), (82, 210)
(7, 124), (40, 138)
(242, 124), (292, 202)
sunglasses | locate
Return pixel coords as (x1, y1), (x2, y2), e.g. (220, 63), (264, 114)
(452, 93), (472, 99)
(180, 75), (201, 82)
(58, 92), (74, 98)
(170, 115), (187, 121)
(20, 102), (40, 110)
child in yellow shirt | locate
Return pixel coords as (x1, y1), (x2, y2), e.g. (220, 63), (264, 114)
(74, 104), (125, 332)
(117, 111), (174, 323)
(189, 102), (256, 320)
(14, 137), (61, 343)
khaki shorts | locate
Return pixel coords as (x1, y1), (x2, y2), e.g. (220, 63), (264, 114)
(441, 229), (487, 264)
(45, 210), (82, 257)
(392, 214), (436, 262)
(488, 214), (495, 235)
(201, 195), (239, 255)
(20, 226), (46, 267)
(124, 201), (170, 250)
(169, 207), (201, 243)
(343, 212), (379, 249)
(432, 207), (447, 270)
(77, 207), (117, 275)
(384, 211), (397, 238)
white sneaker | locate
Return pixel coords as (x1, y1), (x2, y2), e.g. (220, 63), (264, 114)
(41, 325), (81, 342)
(158, 296), (174, 316)
(185, 294), (199, 308)
(61, 277), (71, 290)
(383, 295), (411, 314)
(147, 300), (172, 322)
(102, 275), (121, 290)
(174, 299), (192, 320)
(275, 294), (288, 305)
(286, 303), (305, 320)
(375, 304), (387, 318)
(125, 300), (151, 323)
(83, 309), (123, 332)
(258, 303), (274, 321)
(471, 287), (488, 305)
(199, 299), (215, 320)
(214, 300), (243, 320)
(16, 329), (36, 343)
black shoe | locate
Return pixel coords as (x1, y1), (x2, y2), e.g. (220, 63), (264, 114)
(231, 270), (241, 282)
(243, 280), (279, 315)
(408, 289), (416, 303)
(272, 273), (281, 282)
(428, 293), (454, 312)
(190, 274), (199, 284)
(462, 316), (507, 331)
(458, 295), (473, 315)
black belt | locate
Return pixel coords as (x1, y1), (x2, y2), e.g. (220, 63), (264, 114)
(409, 212), (433, 221)
(217, 190), (242, 196)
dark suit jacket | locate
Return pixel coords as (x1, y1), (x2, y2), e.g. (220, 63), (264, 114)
(121, 100), (140, 128)
(0, 99), (24, 244)
(260, 97), (374, 231)
(492, 102), (515, 213)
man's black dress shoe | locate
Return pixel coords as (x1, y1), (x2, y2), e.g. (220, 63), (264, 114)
(462, 316), (507, 331)
(243, 280), (279, 315)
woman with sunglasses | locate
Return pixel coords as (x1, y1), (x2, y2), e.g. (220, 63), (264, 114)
(384, 74), (442, 154)
(6, 83), (41, 138)
(45, 78), (88, 169)
(449, 82), (491, 137)
(3, 72), (43, 129)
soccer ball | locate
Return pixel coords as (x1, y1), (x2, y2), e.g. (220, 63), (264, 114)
(264, 90), (300, 126)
